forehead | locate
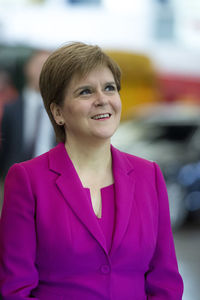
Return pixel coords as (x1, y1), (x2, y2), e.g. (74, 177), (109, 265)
(70, 66), (114, 87)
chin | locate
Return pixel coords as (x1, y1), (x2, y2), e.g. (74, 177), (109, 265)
(88, 123), (119, 140)
(92, 130), (117, 140)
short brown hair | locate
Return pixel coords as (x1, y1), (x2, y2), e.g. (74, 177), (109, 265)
(39, 41), (121, 143)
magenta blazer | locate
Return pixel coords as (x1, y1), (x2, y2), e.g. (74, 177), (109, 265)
(0, 143), (183, 299)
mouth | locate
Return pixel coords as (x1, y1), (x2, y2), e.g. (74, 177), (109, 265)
(91, 113), (111, 120)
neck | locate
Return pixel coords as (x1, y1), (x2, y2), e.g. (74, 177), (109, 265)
(65, 137), (111, 171)
(65, 137), (113, 188)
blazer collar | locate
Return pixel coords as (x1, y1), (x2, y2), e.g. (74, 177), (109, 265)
(110, 145), (135, 255)
(49, 143), (135, 256)
(49, 143), (134, 178)
(49, 143), (107, 253)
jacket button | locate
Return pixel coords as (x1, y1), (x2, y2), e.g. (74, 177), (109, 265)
(100, 264), (110, 274)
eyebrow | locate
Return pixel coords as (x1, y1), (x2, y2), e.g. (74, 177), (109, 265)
(73, 81), (116, 95)
(105, 81), (116, 86)
(73, 85), (92, 95)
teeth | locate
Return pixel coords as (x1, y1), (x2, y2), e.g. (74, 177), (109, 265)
(92, 113), (110, 120)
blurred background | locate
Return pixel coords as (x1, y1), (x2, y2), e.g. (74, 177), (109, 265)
(0, 0), (200, 298)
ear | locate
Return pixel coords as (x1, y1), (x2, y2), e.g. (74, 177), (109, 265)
(50, 103), (64, 126)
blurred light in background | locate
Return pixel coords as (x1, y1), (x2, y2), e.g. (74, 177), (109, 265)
(0, 0), (152, 49)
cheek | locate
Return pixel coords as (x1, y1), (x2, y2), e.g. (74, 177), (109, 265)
(114, 97), (122, 113)
(62, 105), (78, 120)
(62, 105), (88, 127)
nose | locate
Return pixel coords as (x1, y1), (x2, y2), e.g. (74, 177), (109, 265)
(94, 90), (108, 106)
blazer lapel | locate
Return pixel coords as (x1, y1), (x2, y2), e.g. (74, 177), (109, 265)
(49, 143), (107, 254)
(110, 146), (135, 256)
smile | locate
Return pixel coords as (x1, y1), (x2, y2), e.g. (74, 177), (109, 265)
(91, 113), (111, 120)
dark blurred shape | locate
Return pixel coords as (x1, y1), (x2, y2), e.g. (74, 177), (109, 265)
(0, 48), (56, 180)
(0, 70), (18, 103)
(0, 69), (18, 126)
(177, 162), (200, 225)
(0, 45), (33, 93)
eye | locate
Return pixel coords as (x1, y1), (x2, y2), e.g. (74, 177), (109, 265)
(105, 84), (116, 92)
(79, 88), (92, 96)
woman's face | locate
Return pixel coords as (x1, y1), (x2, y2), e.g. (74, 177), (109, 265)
(52, 66), (122, 144)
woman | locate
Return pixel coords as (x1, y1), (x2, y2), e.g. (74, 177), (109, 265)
(0, 42), (183, 299)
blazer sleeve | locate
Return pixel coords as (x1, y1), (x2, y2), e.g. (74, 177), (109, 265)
(145, 162), (184, 299)
(0, 163), (39, 299)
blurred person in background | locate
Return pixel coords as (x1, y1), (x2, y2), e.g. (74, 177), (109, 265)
(0, 49), (56, 180)
(0, 68), (18, 127)
(0, 42), (183, 299)
(0, 68), (18, 209)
